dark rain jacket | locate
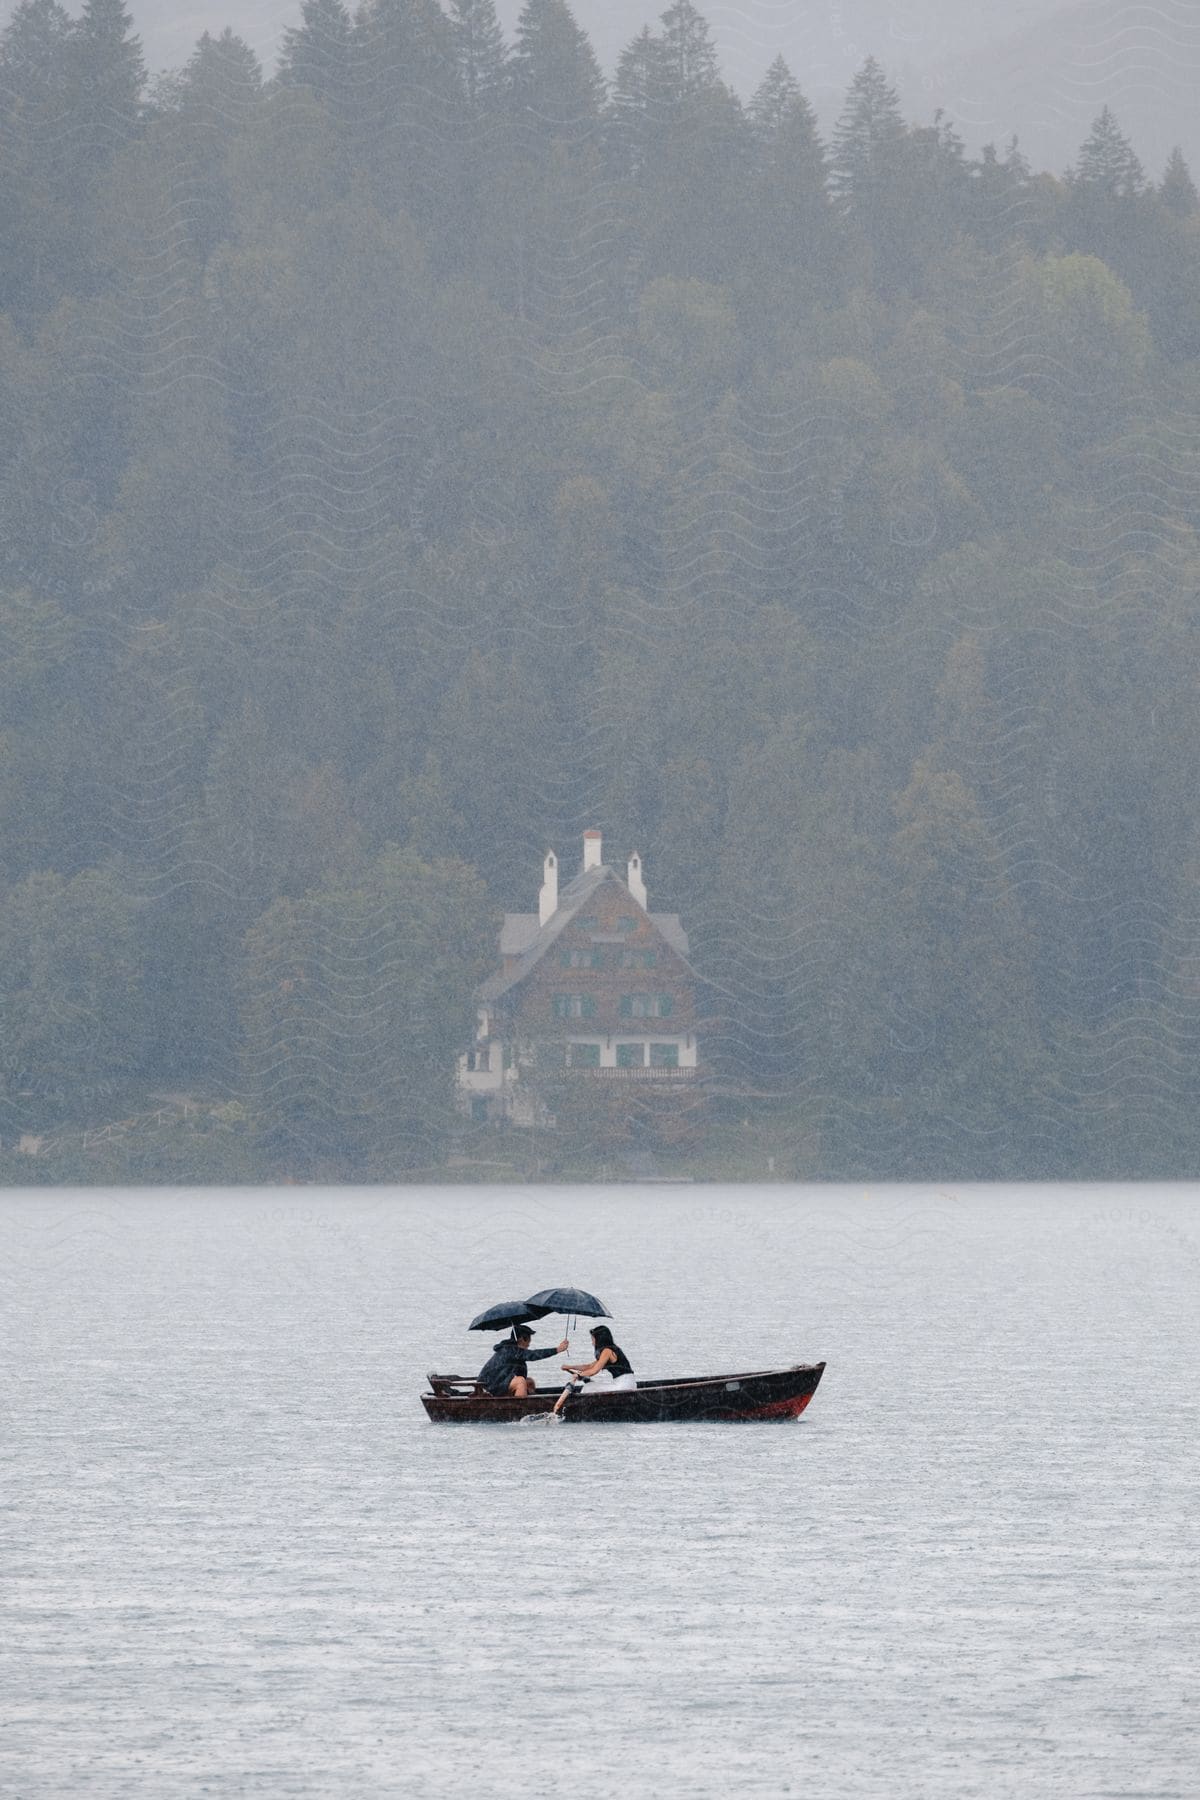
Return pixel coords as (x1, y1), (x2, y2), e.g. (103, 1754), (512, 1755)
(477, 1337), (558, 1395)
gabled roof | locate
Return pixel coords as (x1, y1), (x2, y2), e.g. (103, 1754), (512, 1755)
(481, 865), (691, 1004)
(500, 914), (539, 957)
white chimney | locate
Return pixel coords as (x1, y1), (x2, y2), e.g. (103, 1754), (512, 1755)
(538, 850), (558, 926)
(582, 829), (603, 873)
(627, 851), (647, 910)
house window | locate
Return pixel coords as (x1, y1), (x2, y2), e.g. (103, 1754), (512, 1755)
(560, 948), (603, 969)
(568, 1042), (601, 1068)
(619, 994), (672, 1019)
(616, 1042), (645, 1068)
(577, 915), (599, 931)
(616, 917), (637, 932)
(620, 948), (657, 970)
(465, 1048), (490, 1072)
(554, 994), (596, 1019)
(649, 1042), (679, 1068)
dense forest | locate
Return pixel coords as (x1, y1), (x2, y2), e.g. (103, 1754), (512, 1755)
(3, 0), (1200, 1179)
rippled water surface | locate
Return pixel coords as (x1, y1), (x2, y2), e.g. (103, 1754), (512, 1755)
(2, 1184), (1197, 1797)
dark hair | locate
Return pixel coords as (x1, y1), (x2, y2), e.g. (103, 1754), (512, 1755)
(590, 1325), (615, 1352)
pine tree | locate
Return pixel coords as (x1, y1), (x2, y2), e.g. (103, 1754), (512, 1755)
(608, 25), (666, 179)
(70, 0), (146, 158)
(447, 0), (507, 109)
(278, 0), (354, 109)
(1074, 106), (1144, 198)
(0, 0), (72, 101)
(829, 56), (905, 214)
(167, 32), (263, 260)
(656, 0), (719, 104)
(508, 0), (605, 139)
(749, 54), (800, 139)
(1004, 136), (1031, 184)
(750, 55), (824, 181)
(746, 56), (830, 292)
(1159, 146), (1198, 218)
(354, 0), (460, 110)
(177, 29), (262, 116)
(0, 1), (77, 313)
(352, 0), (462, 232)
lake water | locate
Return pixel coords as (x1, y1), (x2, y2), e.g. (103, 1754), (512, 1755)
(2, 1184), (1197, 1797)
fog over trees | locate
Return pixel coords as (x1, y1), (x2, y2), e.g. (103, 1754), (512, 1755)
(49, 0), (1200, 174)
(3, 0), (1200, 1177)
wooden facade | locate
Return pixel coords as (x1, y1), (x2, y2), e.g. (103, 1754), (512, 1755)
(458, 833), (701, 1129)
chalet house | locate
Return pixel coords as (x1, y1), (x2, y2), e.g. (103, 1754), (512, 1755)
(459, 831), (699, 1127)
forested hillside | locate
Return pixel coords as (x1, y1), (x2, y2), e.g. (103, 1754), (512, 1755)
(3, 0), (1200, 1178)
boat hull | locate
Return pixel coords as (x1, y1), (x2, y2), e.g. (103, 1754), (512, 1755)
(421, 1362), (825, 1423)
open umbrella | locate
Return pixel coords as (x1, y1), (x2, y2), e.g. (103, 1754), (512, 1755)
(524, 1287), (611, 1330)
(468, 1300), (552, 1333)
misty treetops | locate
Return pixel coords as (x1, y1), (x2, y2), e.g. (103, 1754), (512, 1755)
(2, 0), (1200, 1176)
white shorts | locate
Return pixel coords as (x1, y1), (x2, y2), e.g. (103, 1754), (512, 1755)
(608, 1372), (637, 1391)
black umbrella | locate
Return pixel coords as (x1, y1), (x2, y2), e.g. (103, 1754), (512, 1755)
(525, 1287), (612, 1327)
(468, 1300), (552, 1333)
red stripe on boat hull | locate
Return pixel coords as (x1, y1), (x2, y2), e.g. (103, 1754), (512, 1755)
(735, 1392), (817, 1421)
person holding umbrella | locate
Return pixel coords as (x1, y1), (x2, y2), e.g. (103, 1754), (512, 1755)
(551, 1325), (637, 1416)
(477, 1323), (568, 1398)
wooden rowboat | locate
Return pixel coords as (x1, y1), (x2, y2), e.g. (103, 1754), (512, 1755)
(421, 1361), (825, 1423)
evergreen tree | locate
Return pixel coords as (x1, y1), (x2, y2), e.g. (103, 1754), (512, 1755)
(69, 0), (146, 161)
(749, 53), (801, 139)
(747, 58), (832, 303)
(277, 0), (354, 111)
(903, 109), (969, 247)
(165, 32), (263, 260)
(447, 0), (507, 108)
(176, 29), (262, 116)
(656, 0), (719, 104)
(0, 0), (75, 310)
(750, 55), (824, 183)
(1159, 146), (1198, 218)
(508, 0), (605, 139)
(970, 140), (1032, 251)
(1073, 105), (1144, 198)
(655, 79), (752, 284)
(355, 0), (458, 93)
(829, 56), (906, 214)
(1004, 136), (1031, 183)
(0, 0), (72, 102)
(608, 25), (665, 180)
(352, 0), (462, 238)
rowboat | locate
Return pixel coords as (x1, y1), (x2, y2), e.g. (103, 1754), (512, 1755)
(421, 1361), (826, 1423)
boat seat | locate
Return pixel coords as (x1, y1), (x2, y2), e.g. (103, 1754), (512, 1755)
(427, 1372), (484, 1395)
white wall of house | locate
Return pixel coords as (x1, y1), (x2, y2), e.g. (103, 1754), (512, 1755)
(565, 1035), (697, 1069)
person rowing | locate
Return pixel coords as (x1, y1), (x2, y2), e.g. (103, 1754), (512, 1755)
(552, 1325), (636, 1415)
(477, 1323), (568, 1398)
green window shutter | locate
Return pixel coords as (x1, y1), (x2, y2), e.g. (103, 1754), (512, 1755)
(659, 995), (672, 1017)
(619, 995), (631, 1017)
(582, 996), (596, 1019)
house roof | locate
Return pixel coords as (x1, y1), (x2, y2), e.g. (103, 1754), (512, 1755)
(481, 864), (691, 1004)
